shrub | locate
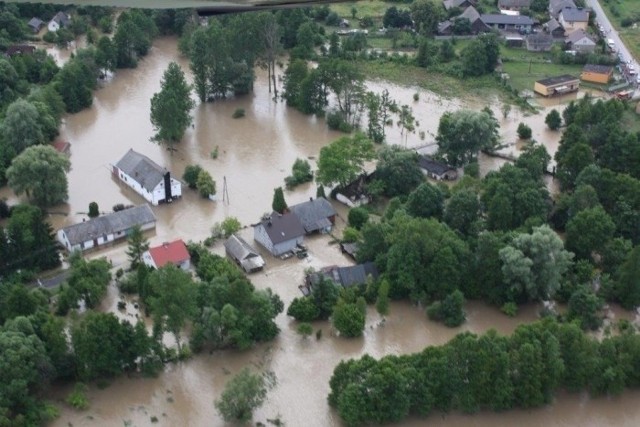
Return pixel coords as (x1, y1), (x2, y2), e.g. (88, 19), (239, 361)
(232, 108), (245, 119)
(545, 109), (562, 130)
(326, 111), (352, 133)
(183, 165), (203, 189)
(342, 227), (361, 243)
(297, 322), (313, 338)
(464, 162), (480, 178)
(88, 202), (99, 218)
(220, 217), (241, 238)
(517, 122), (532, 139)
(285, 158), (313, 189)
(426, 290), (465, 327)
(501, 302), (518, 317)
(66, 383), (89, 410)
(348, 207), (369, 230)
(196, 169), (216, 198)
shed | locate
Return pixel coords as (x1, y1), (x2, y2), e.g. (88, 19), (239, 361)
(143, 239), (191, 270)
(289, 197), (336, 234)
(28, 17), (44, 33)
(52, 140), (71, 155)
(526, 33), (554, 52)
(544, 18), (565, 38)
(581, 64), (613, 84)
(57, 205), (156, 252)
(253, 212), (305, 257)
(301, 262), (379, 295)
(534, 74), (580, 96)
(340, 242), (359, 260)
(224, 234), (265, 273)
(417, 155), (458, 180)
(113, 149), (182, 205)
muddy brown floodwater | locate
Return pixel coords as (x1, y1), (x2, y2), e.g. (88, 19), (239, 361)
(0, 36), (632, 426)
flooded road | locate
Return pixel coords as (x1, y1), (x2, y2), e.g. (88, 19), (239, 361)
(1, 36), (634, 426)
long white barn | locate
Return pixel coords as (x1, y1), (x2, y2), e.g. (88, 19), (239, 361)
(112, 149), (182, 205)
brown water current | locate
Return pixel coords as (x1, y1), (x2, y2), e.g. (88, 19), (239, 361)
(1, 36), (631, 426)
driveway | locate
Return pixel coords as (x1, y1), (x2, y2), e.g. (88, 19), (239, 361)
(586, 0), (639, 88)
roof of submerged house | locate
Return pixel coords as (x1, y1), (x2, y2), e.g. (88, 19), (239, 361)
(289, 197), (336, 233)
(148, 239), (190, 268)
(115, 149), (170, 192)
(255, 211), (305, 244)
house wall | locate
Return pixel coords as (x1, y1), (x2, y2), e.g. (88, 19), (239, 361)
(336, 192), (369, 208)
(47, 21), (59, 32)
(273, 238), (303, 257)
(573, 40), (595, 53)
(115, 167), (155, 204)
(560, 18), (587, 33)
(254, 225), (275, 254)
(534, 81), (579, 96)
(581, 71), (611, 84)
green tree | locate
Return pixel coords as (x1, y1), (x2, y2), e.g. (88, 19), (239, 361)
(444, 189), (480, 236)
(2, 99), (46, 157)
(221, 217), (241, 238)
(126, 225), (149, 270)
(57, 256), (112, 315)
(287, 296), (320, 322)
(285, 158), (313, 189)
(567, 286), (604, 330)
(374, 146), (423, 197)
(196, 169), (216, 198)
(272, 187), (288, 214)
(348, 207), (369, 230)
(150, 62), (194, 147)
(556, 143), (594, 190)
(436, 109), (499, 167)
(215, 368), (272, 423)
(317, 133), (375, 188)
(88, 201), (99, 218)
(149, 264), (197, 352)
(426, 290), (465, 327)
(376, 279), (390, 317)
(95, 36), (116, 73)
(297, 322), (313, 338)
(517, 122), (532, 139)
(6, 145), (70, 207)
(406, 182), (445, 219)
(183, 164), (203, 189)
(565, 206), (615, 260)
(411, 0), (445, 35)
(614, 246), (640, 309)
(55, 58), (95, 113)
(500, 225), (573, 302)
(545, 109), (562, 130)
(332, 298), (366, 338)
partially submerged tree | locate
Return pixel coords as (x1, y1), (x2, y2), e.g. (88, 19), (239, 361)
(126, 225), (149, 270)
(316, 133), (375, 188)
(215, 368), (273, 423)
(436, 108), (499, 167)
(150, 62), (195, 148)
(272, 187), (288, 214)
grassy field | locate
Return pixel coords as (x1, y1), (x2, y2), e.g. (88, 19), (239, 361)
(330, 0), (391, 20)
(600, 0), (640, 60)
(500, 47), (584, 92)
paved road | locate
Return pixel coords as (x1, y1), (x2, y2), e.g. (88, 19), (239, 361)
(586, 0), (639, 89)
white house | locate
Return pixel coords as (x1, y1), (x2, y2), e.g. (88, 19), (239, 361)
(57, 205), (156, 252)
(143, 239), (191, 270)
(48, 11), (70, 32)
(112, 149), (182, 206)
(253, 212), (305, 257)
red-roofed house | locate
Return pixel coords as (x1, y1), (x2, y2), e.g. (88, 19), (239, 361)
(143, 239), (191, 270)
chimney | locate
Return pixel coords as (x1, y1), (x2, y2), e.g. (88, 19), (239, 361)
(309, 197), (313, 201)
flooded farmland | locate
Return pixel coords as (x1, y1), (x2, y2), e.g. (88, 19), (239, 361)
(0, 35), (635, 426)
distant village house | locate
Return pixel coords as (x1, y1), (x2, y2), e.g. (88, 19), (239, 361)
(559, 7), (589, 34)
(289, 197), (336, 234)
(534, 75), (580, 96)
(443, 0), (477, 11)
(549, 0), (577, 18)
(253, 212), (305, 257)
(301, 262), (379, 296)
(544, 18), (565, 38)
(565, 29), (596, 53)
(5, 44), (36, 57)
(417, 155), (458, 181)
(526, 33), (554, 52)
(143, 239), (191, 270)
(112, 149), (182, 206)
(224, 234), (266, 273)
(28, 17), (44, 33)
(480, 14), (535, 33)
(498, 0), (531, 13)
(48, 11), (70, 32)
(57, 205), (156, 252)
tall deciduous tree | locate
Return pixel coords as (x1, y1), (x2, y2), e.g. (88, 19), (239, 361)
(215, 368), (272, 423)
(150, 62), (194, 147)
(6, 145), (70, 207)
(316, 133), (375, 188)
(565, 206), (615, 260)
(1, 99), (45, 157)
(406, 182), (445, 219)
(545, 109), (562, 130)
(126, 225), (149, 270)
(436, 108), (499, 167)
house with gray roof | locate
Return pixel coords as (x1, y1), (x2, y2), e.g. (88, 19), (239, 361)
(559, 7), (589, 34)
(498, 0), (531, 12)
(417, 155), (458, 180)
(48, 11), (70, 32)
(565, 29), (596, 53)
(544, 18), (565, 38)
(443, 0), (477, 11)
(481, 14), (535, 33)
(289, 197), (336, 234)
(112, 149), (182, 205)
(57, 205), (156, 252)
(224, 234), (265, 273)
(27, 17), (44, 33)
(526, 33), (554, 51)
(438, 5), (489, 35)
(254, 212), (305, 257)
(549, 0), (576, 18)
(301, 262), (380, 295)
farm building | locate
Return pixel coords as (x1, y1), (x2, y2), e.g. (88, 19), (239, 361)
(112, 149), (182, 205)
(289, 197), (336, 234)
(224, 234), (265, 273)
(417, 155), (458, 180)
(581, 64), (613, 84)
(143, 239), (191, 270)
(480, 14), (535, 33)
(544, 18), (565, 38)
(253, 212), (305, 257)
(57, 205), (156, 252)
(525, 33), (554, 52)
(534, 75), (580, 96)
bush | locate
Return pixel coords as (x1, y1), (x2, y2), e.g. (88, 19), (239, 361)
(196, 169), (216, 198)
(464, 162), (480, 178)
(285, 158), (313, 189)
(332, 299), (366, 337)
(517, 122), (532, 139)
(66, 383), (89, 410)
(342, 227), (361, 243)
(501, 301), (518, 317)
(183, 165), (203, 189)
(287, 297), (320, 322)
(297, 322), (313, 338)
(232, 108), (245, 119)
(43, 31), (56, 43)
(426, 290), (465, 327)
(348, 207), (369, 230)
(220, 216), (241, 238)
(88, 202), (99, 218)
(326, 111), (352, 133)
(545, 109), (562, 130)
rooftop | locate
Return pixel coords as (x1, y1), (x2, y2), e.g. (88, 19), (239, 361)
(289, 197), (336, 233)
(148, 239), (190, 268)
(443, 0), (476, 10)
(256, 212), (305, 244)
(498, 0), (531, 7)
(60, 205), (156, 245)
(582, 64), (614, 74)
(115, 149), (170, 191)
(560, 7), (589, 22)
(417, 155), (456, 176)
(224, 234), (261, 261)
(566, 29), (595, 44)
(536, 74), (580, 87)
(481, 14), (535, 25)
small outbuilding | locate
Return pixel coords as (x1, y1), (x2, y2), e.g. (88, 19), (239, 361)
(581, 64), (613, 84)
(289, 197), (336, 234)
(112, 149), (182, 205)
(57, 205), (156, 252)
(5, 44), (36, 57)
(28, 17), (44, 33)
(52, 140), (71, 155)
(534, 75), (580, 96)
(443, 0), (477, 11)
(224, 234), (266, 273)
(143, 239), (191, 270)
(544, 18), (565, 38)
(525, 33), (554, 52)
(498, 0), (531, 13)
(417, 155), (458, 180)
(253, 212), (305, 257)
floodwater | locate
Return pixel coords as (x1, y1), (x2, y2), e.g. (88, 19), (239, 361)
(0, 36), (634, 426)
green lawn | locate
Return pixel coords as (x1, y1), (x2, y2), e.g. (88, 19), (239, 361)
(500, 47), (584, 92)
(330, 0), (392, 20)
(600, 0), (640, 61)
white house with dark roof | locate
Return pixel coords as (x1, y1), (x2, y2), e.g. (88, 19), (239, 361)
(417, 155), (458, 180)
(48, 11), (70, 32)
(289, 197), (336, 234)
(112, 149), (182, 205)
(253, 212), (305, 257)
(57, 205), (156, 252)
(559, 7), (589, 33)
(224, 234), (265, 273)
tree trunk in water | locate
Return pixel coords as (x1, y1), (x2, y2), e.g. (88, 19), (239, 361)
(267, 62), (272, 94)
(271, 60), (278, 99)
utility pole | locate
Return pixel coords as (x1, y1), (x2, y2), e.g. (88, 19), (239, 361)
(222, 176), (230, 205)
